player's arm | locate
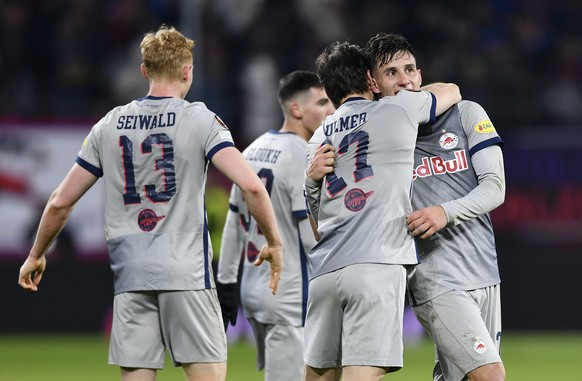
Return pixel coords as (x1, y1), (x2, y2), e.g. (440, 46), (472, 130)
(441, 145), (505, 224)
(216, 201), (244, 330)
(304, 142), (335, 226)
(421, 82), (462, 116)
(211, 146), (284, 294)
(407, 146), (505, 238)
(18, 164), (98, 291)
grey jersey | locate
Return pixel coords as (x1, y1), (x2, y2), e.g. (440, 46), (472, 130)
(77, 96), (234, 294)
(306, 90), (437, 280)
(218, 130), (315, 326)
(407, 100), (504, 306)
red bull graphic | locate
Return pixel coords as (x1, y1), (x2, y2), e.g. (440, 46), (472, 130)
(439, 132), (459, 149)
(473, 340), (488, 354)
(137, 209), (165, 231)
(413, 150), (468, 180)
(344, 188), (374, 212)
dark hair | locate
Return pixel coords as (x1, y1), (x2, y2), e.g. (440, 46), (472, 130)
(315, 41), (369, 107)
(277, 70), (323, 106)
(364, 33), (416, 70)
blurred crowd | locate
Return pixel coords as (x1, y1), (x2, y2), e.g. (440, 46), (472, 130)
(1, 0), (580, 145)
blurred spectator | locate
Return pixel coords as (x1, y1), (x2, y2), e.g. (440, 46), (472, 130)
(0, 0), (580, 131)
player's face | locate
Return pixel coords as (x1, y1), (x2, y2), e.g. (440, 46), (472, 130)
(298, 87), (335, 135)
(370, 51), (422, 97)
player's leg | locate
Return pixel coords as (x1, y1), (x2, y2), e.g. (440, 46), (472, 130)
(342, 366), (386, 381)
(467, 362), (505, 381)
(304, 365), (342, 381)
(413, 287), (503, 381)
(109, 292), (166, 378)
(340, 263), (406, 379)
(264, 324), (304, 381)
(182, 363), (227, 381)
(303, 272), (343, 381)
(121, 368), (156, 381)
(158, 289), (228, 381)
(467, 285), (505, 381)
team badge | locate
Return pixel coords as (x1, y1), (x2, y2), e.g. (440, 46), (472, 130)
(473, 339), (488, 354)
(439, 132), (459, 150)
(344, 188), (374, 212)
(138, 209), (165, 232)
(474, 119), (495, 134)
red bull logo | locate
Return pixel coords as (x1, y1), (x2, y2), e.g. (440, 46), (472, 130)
(439, 132), (459, 149)
(473, 340), (488, 354)
(344, 188), (374, 212)
(137, 209), (165, 231)
(413, 150), (468, 180)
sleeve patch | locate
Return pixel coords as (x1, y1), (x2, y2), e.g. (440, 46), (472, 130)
(219, 130), (232, 140)
(474, 119), (495, 134)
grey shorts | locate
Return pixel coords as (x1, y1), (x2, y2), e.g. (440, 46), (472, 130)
(304, 263), (406, 371)
(413, 285), (502, 380)
(248, 318), (304, 381)
(108, 289), (227, 369)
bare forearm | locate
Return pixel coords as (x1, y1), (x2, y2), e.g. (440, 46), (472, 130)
(30, 194), (74, 259)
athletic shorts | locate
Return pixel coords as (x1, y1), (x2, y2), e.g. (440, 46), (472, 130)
(412, 285), (502, 381)
(247, 318), (304, 381)
(304, 263), (406, 371)
(108, 289), (227, 369)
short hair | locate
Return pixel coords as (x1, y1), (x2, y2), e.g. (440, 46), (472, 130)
(140, 25), (194, 80)
(315, 41), (369, 107)
(364, 33), (416, 70)
(277, 71), (323, 107)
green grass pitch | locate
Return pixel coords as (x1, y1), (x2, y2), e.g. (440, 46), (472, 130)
(0, 332), (579, 380)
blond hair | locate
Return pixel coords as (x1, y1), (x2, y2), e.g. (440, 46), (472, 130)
(140, 25), (194, 80)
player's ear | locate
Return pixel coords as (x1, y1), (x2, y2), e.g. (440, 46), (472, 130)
(182, 64), (192, 83)
(289, 102), (302, 119)
(140, 63), (149, 80)
(366, 70), (380, 95)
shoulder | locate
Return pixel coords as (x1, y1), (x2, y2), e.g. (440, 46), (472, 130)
(458, 100), (487, 114)
(183, 101), (213, 117)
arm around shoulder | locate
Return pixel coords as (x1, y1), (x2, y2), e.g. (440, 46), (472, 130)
(422, 82), (462, 116)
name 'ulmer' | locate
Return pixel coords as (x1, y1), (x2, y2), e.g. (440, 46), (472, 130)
(324, 112), (367, 136)
(117, 112), (176, 130)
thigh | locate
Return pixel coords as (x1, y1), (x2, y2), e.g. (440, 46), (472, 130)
(303, 271), (342, 369)
(413, 289), (502, 381)
(159, 289), (227, 365)
(340, 263), (406, 371)
(109, 292), (165, 369)
(264, 324), (304, 381)
(471, 285), (503, 352)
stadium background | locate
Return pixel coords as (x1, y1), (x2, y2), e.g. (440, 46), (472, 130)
(1, 0), (581, 340)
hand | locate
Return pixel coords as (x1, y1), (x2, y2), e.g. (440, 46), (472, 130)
(18, 255), (47, 291)
(307, 144), (335, 182)
(216, 282), (239, 331)
(406, 205), (448, 239)
(254, 243), (284, 295)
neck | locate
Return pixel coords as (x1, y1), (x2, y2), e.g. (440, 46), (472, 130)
(147, 80), (187, 99)
(279, 120), (311, 142)
(339, 90), (373, 105)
